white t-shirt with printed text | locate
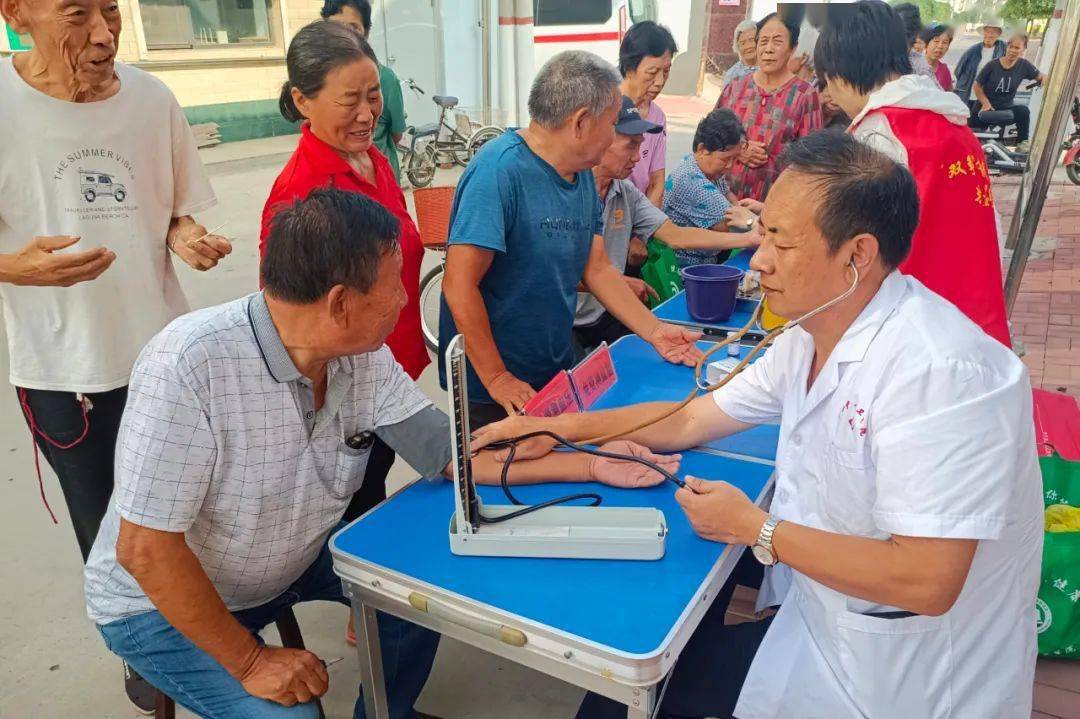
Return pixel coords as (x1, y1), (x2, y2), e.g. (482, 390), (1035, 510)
(0, 59), (215, 392)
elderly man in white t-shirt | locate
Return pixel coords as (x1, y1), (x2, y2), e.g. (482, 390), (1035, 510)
(476, 130), (1042, 719)
(0, 0), (229, 709)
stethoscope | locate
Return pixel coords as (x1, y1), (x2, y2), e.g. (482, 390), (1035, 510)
(581, 260), (861, 445)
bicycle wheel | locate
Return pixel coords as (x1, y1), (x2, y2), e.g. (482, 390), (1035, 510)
(406, 144), (437, 188)
(419, 263), (445, 352)
(467, 126), (505, 161)
(449, 141), (471, 167)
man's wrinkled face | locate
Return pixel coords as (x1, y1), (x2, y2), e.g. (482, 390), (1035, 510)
(1005, 36), (1027, 62)
(599, 132), (644, 180)
(11, 0), (121, 88)
(573, 91), (620, 171)
(983, 26), (1002, 46)
(334, 247), (406, 355)
(749, 170), (853, 320)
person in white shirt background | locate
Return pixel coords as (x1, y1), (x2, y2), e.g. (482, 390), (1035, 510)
(955, 21), (1007, 103)
(0, 0), (230, 710)
(475, 130), (1042, 719)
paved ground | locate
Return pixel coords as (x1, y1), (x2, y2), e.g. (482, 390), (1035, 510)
(3, 72), (1078, 717)
(1001, 177), (1080, 397)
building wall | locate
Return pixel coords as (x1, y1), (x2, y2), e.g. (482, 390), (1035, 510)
(706, 0), (752, 75)
(114, 0), (318, 142)
(6, 0), (713, 144)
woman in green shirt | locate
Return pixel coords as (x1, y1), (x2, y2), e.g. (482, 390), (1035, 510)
(321, 0), (408, 181)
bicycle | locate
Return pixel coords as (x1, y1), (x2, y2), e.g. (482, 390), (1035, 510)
(398, 78), (505, 188)
(412, 185), (456, 351)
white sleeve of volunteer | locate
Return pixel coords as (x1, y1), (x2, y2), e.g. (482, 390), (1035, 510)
(710, 333), (793, 425)
(852, 113), (909, 168)
(871, 358), (1026, 540)
(168, 94), (217, 217)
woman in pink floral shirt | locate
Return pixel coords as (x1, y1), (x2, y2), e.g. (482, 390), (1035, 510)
(715, 13), (823, 201)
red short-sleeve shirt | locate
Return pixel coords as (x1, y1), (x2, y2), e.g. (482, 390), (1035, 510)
(260, 123), (429, 379)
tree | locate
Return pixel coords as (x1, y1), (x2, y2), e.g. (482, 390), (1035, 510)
(1002, 0), (1056, 24)
(889, 0), (954, 24)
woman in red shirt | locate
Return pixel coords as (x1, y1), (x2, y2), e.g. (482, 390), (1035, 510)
(715, 12), (822, 202)
(261, 22), (427, 532)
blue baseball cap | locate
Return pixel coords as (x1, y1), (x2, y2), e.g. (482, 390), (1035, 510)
(616, 95), (662, 135)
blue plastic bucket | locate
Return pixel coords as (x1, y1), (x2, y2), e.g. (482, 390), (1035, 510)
(679, 264), (744, 323)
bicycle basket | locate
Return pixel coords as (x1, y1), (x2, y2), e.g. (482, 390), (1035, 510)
(412, 186), (456, 248)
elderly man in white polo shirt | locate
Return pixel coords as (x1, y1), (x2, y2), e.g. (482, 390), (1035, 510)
(84, 189), (676, 719)
(476, 130), (1042, 719)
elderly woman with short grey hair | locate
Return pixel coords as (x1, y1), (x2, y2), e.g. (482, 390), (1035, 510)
(439, 50), (703, 427)
(723, 19), (758, 86)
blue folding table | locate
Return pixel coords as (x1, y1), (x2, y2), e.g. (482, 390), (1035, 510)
(332, 331), (780, 718)
(592, 335), (779, 463)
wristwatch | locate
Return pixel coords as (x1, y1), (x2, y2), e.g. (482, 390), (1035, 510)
(751, 515), (782, 566)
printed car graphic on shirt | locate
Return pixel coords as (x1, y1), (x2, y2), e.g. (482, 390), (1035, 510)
(79, 169), (127, 203)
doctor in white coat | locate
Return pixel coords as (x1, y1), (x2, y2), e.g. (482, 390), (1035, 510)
(475, 129), (1043, 719)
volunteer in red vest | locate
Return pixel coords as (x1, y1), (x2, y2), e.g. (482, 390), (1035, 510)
(815, 0), (1010, 347)
(261, 21), (427, 534)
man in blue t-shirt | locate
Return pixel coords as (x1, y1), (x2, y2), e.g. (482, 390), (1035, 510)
(439, 50), (703, 424)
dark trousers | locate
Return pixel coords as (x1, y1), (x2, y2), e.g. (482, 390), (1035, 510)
(468, 402), (509, 430)
(573, 311), (632, 362)
(575, 552), (769, 719)
(1007, 103), (1031, 142)
(17, 386), (129, 561)
(343, 436), (397, 522)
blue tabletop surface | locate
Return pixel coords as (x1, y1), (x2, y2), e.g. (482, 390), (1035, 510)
(594, 336), (779, 462)
(331, 450), (774, 657)
(653, 294), (761, 333)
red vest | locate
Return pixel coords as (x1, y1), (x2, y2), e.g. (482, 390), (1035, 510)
(869, 107), (1011, 346)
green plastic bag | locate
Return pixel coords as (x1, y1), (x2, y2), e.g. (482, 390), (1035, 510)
(1037, 454), (1080, 658)
(640, 238), (682, 309)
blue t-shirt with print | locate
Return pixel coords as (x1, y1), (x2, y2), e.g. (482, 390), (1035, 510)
(664, 154), (733, 268)
(437, 131), (602, 404)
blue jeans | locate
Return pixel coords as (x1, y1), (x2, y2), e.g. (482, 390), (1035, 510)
(98, 530), (440, 719)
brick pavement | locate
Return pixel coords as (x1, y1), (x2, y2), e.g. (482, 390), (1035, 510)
(997, 177), (1080, 398)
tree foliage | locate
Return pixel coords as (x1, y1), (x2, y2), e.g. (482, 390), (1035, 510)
(1002, 0), (1056, 22)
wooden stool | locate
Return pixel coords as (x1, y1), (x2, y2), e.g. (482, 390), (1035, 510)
(154, 606), (325, 719)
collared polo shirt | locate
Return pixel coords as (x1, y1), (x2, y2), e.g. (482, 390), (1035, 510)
(260, 123), (428, 379)
(576, 177), (667, 326)
(84, 293), (449, 624)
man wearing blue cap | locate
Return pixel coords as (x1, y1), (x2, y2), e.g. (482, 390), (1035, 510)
(574, 96), (761, 355)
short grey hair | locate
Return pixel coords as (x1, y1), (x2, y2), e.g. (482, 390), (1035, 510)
(733, 19), (757, 55)
(528, 50), (621, 129)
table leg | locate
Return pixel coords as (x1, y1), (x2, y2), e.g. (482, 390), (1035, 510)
(351, 597), (389, 719)
(625, 684), (657, 719)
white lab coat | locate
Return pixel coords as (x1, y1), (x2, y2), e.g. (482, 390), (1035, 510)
(713, 272), (1043, 719)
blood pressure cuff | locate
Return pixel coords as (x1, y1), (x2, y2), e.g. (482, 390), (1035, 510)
(374, 404), (454, 479)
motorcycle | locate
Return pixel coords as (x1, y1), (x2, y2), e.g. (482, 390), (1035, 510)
(1064, 96), (1080, 186)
